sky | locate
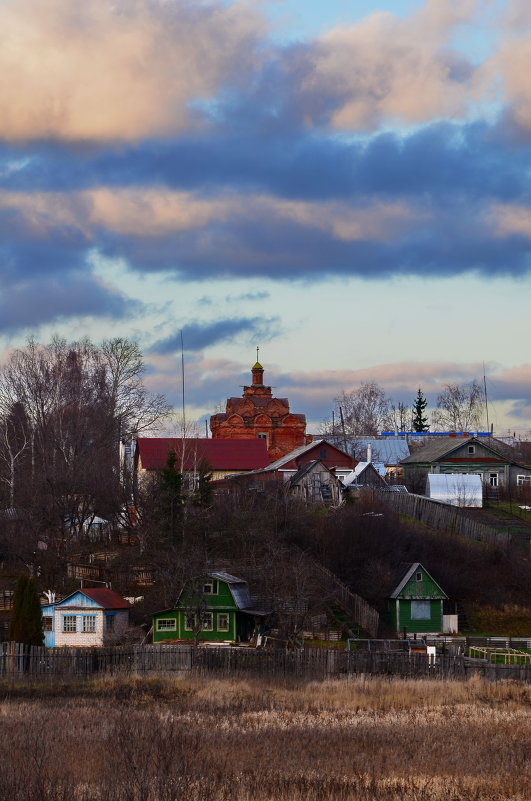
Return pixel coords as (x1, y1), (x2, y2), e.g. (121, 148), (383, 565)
(1, 0), (531, 436)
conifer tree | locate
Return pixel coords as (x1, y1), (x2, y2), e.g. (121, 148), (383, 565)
(412, 388), (429, 432)
(9, 574), (44, 645)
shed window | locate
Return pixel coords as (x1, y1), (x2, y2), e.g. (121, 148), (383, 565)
(82, 615), (96, 633)
(105, 614), (115, 632)
(203, 580), (218, 595)
(468, 445), (475, 454)
(411, 601), (431, 620)
(62, 615), (77, 633)
(416, 572), (422, 582)
(517, 475), (531, 486)
(156, 618), (176, 631)
(42, 616), (53, 632)
(217, 613), (229, 632)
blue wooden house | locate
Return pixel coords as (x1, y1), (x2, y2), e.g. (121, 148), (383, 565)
(41, 588), (130, 647)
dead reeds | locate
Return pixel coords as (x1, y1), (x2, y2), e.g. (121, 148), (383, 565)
(0, 674), (528, 800)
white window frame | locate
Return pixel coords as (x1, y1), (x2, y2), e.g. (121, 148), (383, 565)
(517, 475), (531, 486)
(184, 613), (196, 631)
(82, 614), (96, 633)
(201, 612), (213, 631)
(415, 572), (422, 582)
(156, 618), (176, 632)
(62, 615), (77, 633)
(217, 613), (230, 632)
(489, 473), (499, 487)
(203, 580), (218, 595)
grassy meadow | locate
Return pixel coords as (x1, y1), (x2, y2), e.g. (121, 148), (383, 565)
(0, 674), (529, 801)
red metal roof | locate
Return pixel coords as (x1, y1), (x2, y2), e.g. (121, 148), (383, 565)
(81, 588), (131, 609)
(136, 438), (270, 471)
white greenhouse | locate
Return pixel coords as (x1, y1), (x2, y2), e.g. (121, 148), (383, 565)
(425, 473), (483, 507)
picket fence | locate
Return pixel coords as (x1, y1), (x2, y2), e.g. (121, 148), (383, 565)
(1, 642), (530, 682)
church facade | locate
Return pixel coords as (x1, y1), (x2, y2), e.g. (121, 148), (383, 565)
(209, 361), (311, 461)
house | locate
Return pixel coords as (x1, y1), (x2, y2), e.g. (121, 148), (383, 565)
(152, 572), (269, 644)
(135, 437), (270, 483)
(289, 460), (344, 505)
(41, 588), (130, 647)
(210, 360), (311, 460)
(426, 473), (482, 507)
(386, 563), (455, 636)
(400, 435), (531, 494)
(342, 461), (388, 489)
(331, 437), (410, 477)
(211, 440), (352, 505)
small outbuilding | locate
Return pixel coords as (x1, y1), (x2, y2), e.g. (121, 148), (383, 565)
(426, 473), (482, 507)
(387, 562), (454, 636)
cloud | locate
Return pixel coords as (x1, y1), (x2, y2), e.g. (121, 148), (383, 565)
(288, 0), (483, 132)
(0, 272), (136, 333)
(0, 0), (266, 142)
(151, 316), (281, 354)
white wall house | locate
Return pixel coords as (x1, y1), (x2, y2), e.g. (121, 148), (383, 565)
(41, 588), (130, 647)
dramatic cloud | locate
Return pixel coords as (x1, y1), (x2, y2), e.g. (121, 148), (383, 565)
(0, 0), (265, 141)
(294, 0), (483, 131)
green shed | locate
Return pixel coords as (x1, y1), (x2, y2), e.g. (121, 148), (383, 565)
(387, 563), (448, 635)
(152, 572), (269, 644)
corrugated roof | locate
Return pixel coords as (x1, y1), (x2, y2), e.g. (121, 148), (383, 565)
(401, 436), (521, 465)
(80, 588), (131, 609)
(136, 438), (270, 471)
(352, 438), (410, 464)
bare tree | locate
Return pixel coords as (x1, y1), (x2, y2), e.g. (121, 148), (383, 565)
(0, 337), (171, 552)
(432, 380), (484, 431)
(324, 382), (393, 438)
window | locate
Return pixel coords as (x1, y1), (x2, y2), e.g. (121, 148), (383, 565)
(489, 473), (498, 487)
(42, 616), (53, 632)
(468, 445), (475, 454)
(201, 612), (213, 631)
(319, 448), (328, 459)
(105, 614), (115, 632)
(257, 432), (268, 441)
(156, 618), (176, 632)
(217, 613), (229, 632)
(184, 613), (196, 631)
(203, 580), (218, 595)
(517, 475), (531, 486)
(62, 615), (77, 633)
(410, 601), (431, 620)
(415, 572), (423, 582)
(82, 615), (96, 633)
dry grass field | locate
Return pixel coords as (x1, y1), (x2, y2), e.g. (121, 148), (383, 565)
(0, 674), (529, 800)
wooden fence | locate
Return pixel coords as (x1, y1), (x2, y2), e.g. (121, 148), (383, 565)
(1, 642), (529, 682)
(377, 490), (512, 549)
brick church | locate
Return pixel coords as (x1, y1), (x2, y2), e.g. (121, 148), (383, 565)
(210, 359), (311, 461)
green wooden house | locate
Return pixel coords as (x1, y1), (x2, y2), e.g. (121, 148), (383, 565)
(152, 572), (269, 644)
(387, 563), (450, 635)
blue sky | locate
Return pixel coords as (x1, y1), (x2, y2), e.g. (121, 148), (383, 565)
(1, 0), (531, 435)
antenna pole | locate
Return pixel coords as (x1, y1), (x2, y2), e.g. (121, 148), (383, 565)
(483, 362), (490, 435)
